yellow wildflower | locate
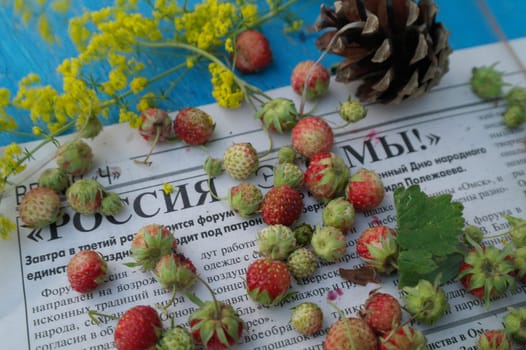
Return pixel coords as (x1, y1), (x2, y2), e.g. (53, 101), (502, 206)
(32, 126), (43, 135)
(51, 0), (70, 13)
(208, 63), (244, 109)
(130, 77), (148, 94)
(38, 14), (54, 43)
(0, 214), (16, 240)
(224, 37), (234, 53)
(119, 108), (142, 128)
(240, 3), (258, 26)
(162, 183), (174, 194)
(136, 93), (156, 112)
(0, 88), (10, 107)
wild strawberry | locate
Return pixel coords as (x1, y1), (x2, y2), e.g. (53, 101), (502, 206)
(76, 113), (103, 139)
(256, 224), (297, 261)
(255, 98), (299, 133)
(287, 247), (318, 280)
(359, 291), (401, 335)
(458, 244), (516, 307)
(203, 156), (223, 177)
(324, 317), (378, 350)
(311, 225), (346, 262)
(67, 250), (107, 293)
(356, 226), (398, 274)
(379, 325), (428, 350)
(228, 182), (263, 218)
(339, 99), (367, 123)
(260, 185), (303, 226)
(291, 60), (330, 100)
(66, 179), (105, 214)
(158, 326), (195, 350)
(138, 108), (172, 142)
(38, 167), (69, 193)
(504, 214), (526, 248)
(273, 162), (304, 188)
(476, 330), (512, 350)
(223, 143), (259, 180)
(189, 300), (245, 350)
(402, 279), (449, 325)
(322, 197), (355, 234)
(503, 105), (526, 128)
(503, 307), (526, 345)
(246, 258), (291, 305)
(304, 152), (350, 201)
(233, 29), (272, 74)
(130, 224), (176, 271)
(470, 64), (504, 100)
(291, 302), (323, 335)
(99, 191), (123, 216)
(173, 107), (215, 145)
(56, 139), (94, 176)
(155, 253), (197, 292)
(293, 223), (314, 247)
(291, 116), (334, 158)
(18, 187), (62, 228)
(512, 246), (526, 282)
(114, 305), (162, 350)
(345, 168), (385, 211)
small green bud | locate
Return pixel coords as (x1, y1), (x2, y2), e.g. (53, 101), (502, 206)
(463, 225), (484, 246)
(203, 156), (223, 177)
(470, 64), (504, 100)
(339, 99), (367, 123)
(76, 114), (103, 139)
(38, 168), (69, 193)
(403, 279), (449, 325)
(255, 98), (299, 133)
(277, 146), (296, 164)
(99, 192), (123, 216)
(293, 223), (314, 247)
(504, 215), (526, 248)
(502, 105), (526, 128)
(505, 86), (526, 109)
(273, 163), (304, 188)
(503, 307), (526, 344)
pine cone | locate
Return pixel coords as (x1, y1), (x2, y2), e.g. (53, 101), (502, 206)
(315, 0), (452, 104)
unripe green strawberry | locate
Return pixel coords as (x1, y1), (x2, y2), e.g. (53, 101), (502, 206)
(463, 225), (484, 246)
(67, 250), (107, 293)
(255, 97), (299, 133)
(324, 317), (378, 350)
(291, 60), (330, 100)
(38, 168), (69, 193)
(346, 168), (385, 211)
(261, 185), (303, 226)
(76, 113), (103, 139)
(503, 307), (526, 344)
(246, 258), (291, 305)
(277, 146), (296, 164)
(379, 325), (427, 350)
(223, 142), (259, 180)
(291, 302), (323, 335)
(504, 214), (526, 248)
(512, 246), (526, 282)
(228, 182), (263, 218)
(311, 225), (346, 262)
(322, 197), (355, 234)
(287, 247), (318, 280)
(339, 99), (367, 123)
(203, 156), (223, 177)
(503, 105), (526, 128)
(174, 107), (215, 145)
(99, 191), (123, 216)
(158, 326), (195, 350)
(257, 224), (297, 260)
(304, 152), (350, 201)
(138, 108), (172, 142)
(130, 223), (176, 271)
(476, 330), (512, 350)
(402, 279), (449, 325)
(56, 139), (94, 176)
(470, 64), (504, 100)
(293, 223), (314, 247)
(360, 291), (401, 335)
(155, 253), (197, 291)
(66, 179), (105, 214)
(291, 116), (334, 158)
(357, 226), (398, 274)
(273, 162), (303, 188)
(19, 187), (62, 228)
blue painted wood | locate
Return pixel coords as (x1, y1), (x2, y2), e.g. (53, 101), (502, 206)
(1, 0), (525, 146)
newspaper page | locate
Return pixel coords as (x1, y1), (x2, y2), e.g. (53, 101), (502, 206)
(0, 38), (525, 350)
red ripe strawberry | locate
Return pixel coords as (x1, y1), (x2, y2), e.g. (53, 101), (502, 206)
(324, 317), (378, 350)
(379, 325), (428, 350)
(246, 258), (291, 305)
(260, 185), (303, 226)
(345, 168), (385, 211)
(114, 305), (162, 350)
(291, 60), (330, 100)
(476, 329), (512, 350)
(357, 225), (398, 274)
(359, 291), (401, 335)
(173, 107), (215, 145)
(138, 108), (172, 142)
(304, 152), (350, 200)
(67, 250), (107, 293)
(291, 116), (334, 158)
(233, 29), (272, 74)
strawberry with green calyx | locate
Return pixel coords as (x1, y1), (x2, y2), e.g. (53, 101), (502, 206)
(503, 214), (526, 248)
(345, 168), (385, 211)
(158, 326), (196, 350)
(227, 182), (263, 218)
(291, 60), (330, 101)
(470, 63), (505, 100)
(137, 108), (173, 165)
(324, 317), (378, 350)
(273, 162), (304, 188)
(260, 185), (303, 226)
(76, 113), (103, 139)
(277, 146), (297, 164)
(233, 29), (272, 74)
(512, 246), (526, 282)
(130, 223), (175, 271)
(291, 116), (334, 159)
(379, 325), (428, 350)
(322, 197), (355, 234)
(223, 142), (259, 180)
(246, 258), (292, 306)
(503, 307), (526, 345)
(304, 152), (350, 201)
(114, 305), (163, 350)
(402, 278), (449, 325)
(293, 223), (314, 247)
(311, 225), (346, 262)
(99, 191), (123, 216)
(503, 105), (526, 128)
(66, 179), (105, 214)
(174, 107), (215, 145)
(287, 247), (318, 280)
(255, 98), (299, 133)
(359, 290), (401, 335)
(476, 330), (512, 350)
(18, 187), (62, 228)
(256, 224), (297, 261)
(458, 243), (516, 308)
(339, 99), (367, 124)
(155, 252), (197, 292)
(291, 302), (323, 336)
(505, 86), (526, 109)
(203, 157), (223, 177)
(357, 226), (398, 274)
(67, 250), (107, 293)
(56, 139), (94, 176)
(38, 167), (69, 193)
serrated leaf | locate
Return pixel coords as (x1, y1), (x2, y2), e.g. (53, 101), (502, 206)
(398, 250), (464, 288)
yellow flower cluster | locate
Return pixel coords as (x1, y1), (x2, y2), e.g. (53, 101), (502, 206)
(0, 143), (26, 190)
(208, 63), (244, 109)
(0, 214), (16, 240)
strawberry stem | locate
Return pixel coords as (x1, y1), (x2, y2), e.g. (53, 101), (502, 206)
(135, 125), (162, 166)
(87, 309), (118, 325)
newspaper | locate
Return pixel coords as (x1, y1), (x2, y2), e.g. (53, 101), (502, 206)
(1, 37), (525, 350)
